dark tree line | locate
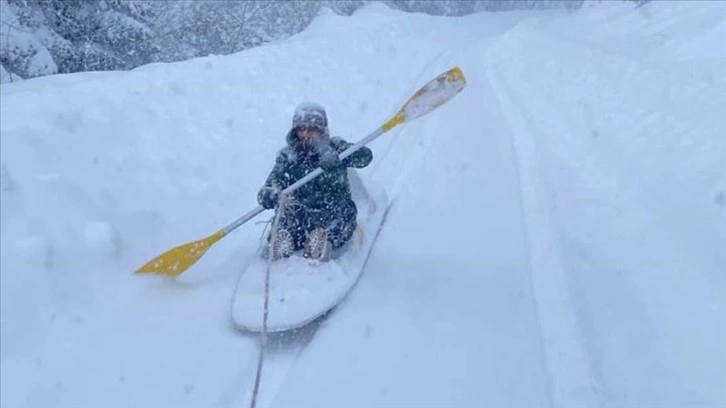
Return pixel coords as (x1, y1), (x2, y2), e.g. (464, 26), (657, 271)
(1, 0), (593, 83)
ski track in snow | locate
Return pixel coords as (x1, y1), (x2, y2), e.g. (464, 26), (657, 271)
(2, 2), (725, 408)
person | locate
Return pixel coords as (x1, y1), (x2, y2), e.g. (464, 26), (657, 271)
(257, 102), (373, 261)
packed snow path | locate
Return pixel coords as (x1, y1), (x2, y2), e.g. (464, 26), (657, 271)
(1, 3), (724, 408)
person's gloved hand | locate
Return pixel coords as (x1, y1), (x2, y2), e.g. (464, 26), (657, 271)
(318, 149), (342, 171)
(258, 186), (280, 209)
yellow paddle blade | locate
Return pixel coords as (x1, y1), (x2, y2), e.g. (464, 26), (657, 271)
(135, 230), (226, 277)
(382, 66), (467, 132)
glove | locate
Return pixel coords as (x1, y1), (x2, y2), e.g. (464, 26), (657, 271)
(318, 149), (342, 171)
(258, 186), (279, 210)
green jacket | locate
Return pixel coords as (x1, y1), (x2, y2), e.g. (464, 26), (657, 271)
(259, 130), (373, 212)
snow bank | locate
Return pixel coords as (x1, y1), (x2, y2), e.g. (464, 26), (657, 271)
(487, 2), (726, 406)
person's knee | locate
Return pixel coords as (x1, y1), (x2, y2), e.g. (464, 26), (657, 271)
(329, 219), (357, 249)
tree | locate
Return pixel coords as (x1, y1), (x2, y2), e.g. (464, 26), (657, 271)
(1, 0), (588, 84)
(152, 1), (322, 61)
(0, 0), (157, 81)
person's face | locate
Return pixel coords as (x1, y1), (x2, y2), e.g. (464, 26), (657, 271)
(297, 126), (322, 146)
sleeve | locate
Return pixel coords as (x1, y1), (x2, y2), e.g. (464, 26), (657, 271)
(331, 137), (373, 169)
(258, 150), (290, 198)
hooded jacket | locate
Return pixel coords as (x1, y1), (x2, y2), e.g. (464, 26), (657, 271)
(258, 126), (373, 213)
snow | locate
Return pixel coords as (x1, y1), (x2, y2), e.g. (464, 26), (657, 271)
(0, 63), (21, 83)
(232, 173), (386, 332)
(0, 1), (59, 81)
(1, 2), (724, 408)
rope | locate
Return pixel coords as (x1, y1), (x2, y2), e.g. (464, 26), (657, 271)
(249, 194), (289, 408)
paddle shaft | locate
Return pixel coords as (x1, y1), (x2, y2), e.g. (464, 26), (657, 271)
(221, 126), (386, 236)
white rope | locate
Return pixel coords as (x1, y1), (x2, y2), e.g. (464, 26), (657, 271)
(249, 194), (289, 408)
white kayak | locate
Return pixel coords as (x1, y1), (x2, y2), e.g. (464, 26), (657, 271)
(231, 170), (388, 332)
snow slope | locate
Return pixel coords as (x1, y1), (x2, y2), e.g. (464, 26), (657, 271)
(1, 2), (724, 408)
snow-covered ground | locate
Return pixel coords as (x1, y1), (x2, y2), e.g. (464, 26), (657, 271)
(1, 2), (724, 407)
